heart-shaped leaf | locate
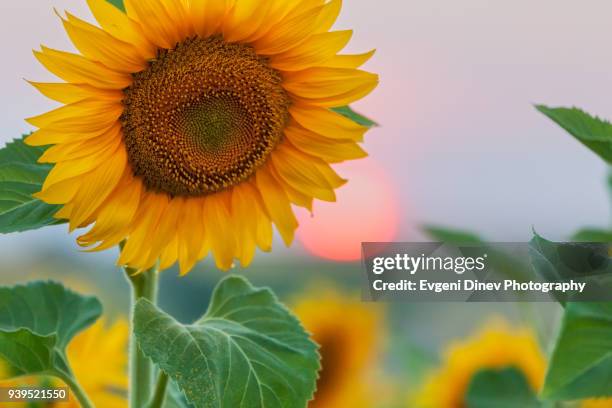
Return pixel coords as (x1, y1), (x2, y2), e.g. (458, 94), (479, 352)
(0, 136), (64, 233)
(134, 275), (320, 408)
(0, 281), (102, 380)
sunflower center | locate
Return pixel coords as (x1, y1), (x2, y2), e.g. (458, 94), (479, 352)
(121, 36), (291, 196)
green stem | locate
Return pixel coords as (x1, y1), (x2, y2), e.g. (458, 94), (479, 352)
(58, 371), (94, 408)
(147, 371), (169, 408)
(125, 263), (159, 408)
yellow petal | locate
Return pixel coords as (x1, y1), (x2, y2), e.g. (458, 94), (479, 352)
(160, 234), (179, 270)
(141, 196), (185, 269)
(269, 30), (352, 71)
(86, 0), (156, 58)
(325, 50), (375, 69)
(78, 174), (142, 249)
(38, 130), (121, 163)
(231, 182), (261, 267)
(313, 0), (342, 33)
(119, 192), (169, 267)
(176, 198), (205, 275)
(26, 98), (122, 132)
(189, 0), (232, 38)
(26, 123), (114, 146)
(290, 103), (368, 141)
(203, 192), (236, 270)
(67, 145), (127, 230)
(253, 4), (323, 55)
(222, 0), (275, 43)
(41, 127), (122, 189)
(28, 82), (123, 105)
(255, 163), (298, 246)
(34, 46), (132, 89)
(285, 122), (366, 163)
(34, 176), (83, 204)
(62, 12), (147, 73)
(283, 67), (378, 106)
(124, 0), (183, 49)
(271, 144), (337, 202)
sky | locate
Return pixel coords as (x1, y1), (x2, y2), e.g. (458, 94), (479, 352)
(1, 0), (611, 263)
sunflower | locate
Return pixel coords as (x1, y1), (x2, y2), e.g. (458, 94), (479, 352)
(293, 288), (385, 407)
(26, 0), (377, 275)
(414, 321), (546, 408)
(0, 318), (128, 408)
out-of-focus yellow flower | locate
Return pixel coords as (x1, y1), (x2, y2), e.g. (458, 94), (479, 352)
(60, 318), (129, 407)
(0, 318), (128, 408)
(293, 288), (384, 408)
(414, 321), (546, 408)
(27, 0), (378, 275)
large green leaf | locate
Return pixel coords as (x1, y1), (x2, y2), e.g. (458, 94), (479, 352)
(332, 106), (377, 128)
(541, 302), (612, 401)
(466, 367), (541, 408)
(0, 136), (63, 233)
(0, 281), (102, 380)
(134, 275), (320, 408)
(536, 105), (612, 164)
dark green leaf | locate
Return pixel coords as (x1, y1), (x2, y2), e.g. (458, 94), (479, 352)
(466, 367), (541, 408)
(536, 105), (612, 164)
(135, 275), (320, 408)
(529, 233), (612, 305)
(0, 281), (102, 380)
(0, 136), (64, 233)
(332, 106), (377, 127)
(106, 0), (125, 11)
(542, 302), (612, 400)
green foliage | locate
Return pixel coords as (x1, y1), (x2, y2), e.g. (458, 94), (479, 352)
(332, 106), (378, 127)
(466, 367), (541, 408)
(529, 233), (612, 305)
(0, 136), (64, 233)
(542, 302), (612, 400)
(134, 275), (320, 408)
(106, 0), (125, 11)
(536, 105), (612, 164)
(0, 281), (102, 380)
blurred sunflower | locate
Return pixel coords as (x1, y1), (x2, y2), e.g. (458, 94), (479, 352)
(27, 0), (378, 275)
(414, 321), (546, 408)
(0, 319), (128, 408)
(293, 288), (385, 407)
(582, 398), (612, 407)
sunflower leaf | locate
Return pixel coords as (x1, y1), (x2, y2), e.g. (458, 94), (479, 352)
(541, 302), (612, 401)
(466, 367), (542, 408)
(134, 275), (320, 408)
(536, 105), (612, 164)
(0, 135), (64, 233)
(332, 106), (377, 127)
(0, 281), (102, 380)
